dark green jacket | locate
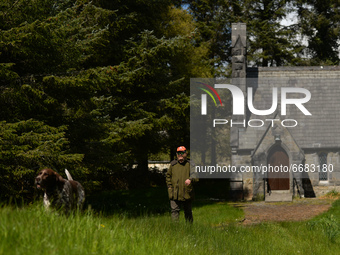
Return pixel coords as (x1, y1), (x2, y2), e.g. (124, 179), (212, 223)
(166, 159), (198, 201)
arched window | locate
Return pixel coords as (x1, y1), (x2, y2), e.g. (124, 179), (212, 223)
(319, 152), (328, 181)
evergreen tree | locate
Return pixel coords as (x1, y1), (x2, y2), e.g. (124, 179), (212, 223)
(183, 0), (302, 69)
(237, 0), (301, 67)
(0, 0), (212, 198)
(183, 0), (231, 75)
(0, 120), (83, 201)
(295, 0), (340, 65)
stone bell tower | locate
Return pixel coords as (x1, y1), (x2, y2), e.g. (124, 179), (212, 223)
(228, 23), (248, 199)
(231, 23), (247, 79)
(230, 23), (247, 151)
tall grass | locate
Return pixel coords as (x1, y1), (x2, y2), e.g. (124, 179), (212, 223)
(1, 193), (339, 255)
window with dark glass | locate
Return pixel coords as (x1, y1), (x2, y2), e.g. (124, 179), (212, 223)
(319, 153), (328, 181)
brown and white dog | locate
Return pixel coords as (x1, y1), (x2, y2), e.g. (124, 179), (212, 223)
(35, 168), (85, 211)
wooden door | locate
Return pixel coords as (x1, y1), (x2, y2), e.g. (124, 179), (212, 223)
(267, 146), (289, 190)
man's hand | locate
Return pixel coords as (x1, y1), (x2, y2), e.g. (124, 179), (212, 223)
(185, 179), (191, 186)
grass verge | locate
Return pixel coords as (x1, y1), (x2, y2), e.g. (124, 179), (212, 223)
(0, 189), (339, 255)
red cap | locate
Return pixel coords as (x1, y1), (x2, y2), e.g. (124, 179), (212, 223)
(177, 146), (186, 152)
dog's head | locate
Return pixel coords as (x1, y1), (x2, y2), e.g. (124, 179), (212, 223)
(35, 168), (63, 190)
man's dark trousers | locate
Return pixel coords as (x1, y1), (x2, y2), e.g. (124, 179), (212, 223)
(170, 200), (193, 222)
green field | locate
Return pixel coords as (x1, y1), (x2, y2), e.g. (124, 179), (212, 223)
(1, 188), (339, 255)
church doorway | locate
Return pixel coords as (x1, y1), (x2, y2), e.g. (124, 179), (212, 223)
(267, 146), (290, 190)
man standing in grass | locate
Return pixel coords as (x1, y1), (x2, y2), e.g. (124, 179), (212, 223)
(166, 146), (198, 222)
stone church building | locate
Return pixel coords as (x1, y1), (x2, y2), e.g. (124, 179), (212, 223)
(230, 23), (340, 201)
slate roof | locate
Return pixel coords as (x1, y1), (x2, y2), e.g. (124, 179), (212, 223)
(236, 66), (340, 150)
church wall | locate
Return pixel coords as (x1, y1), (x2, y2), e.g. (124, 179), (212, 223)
(230, 23), (340, 200)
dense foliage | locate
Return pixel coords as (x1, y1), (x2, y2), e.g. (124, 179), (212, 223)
(0, 0), (338, 201)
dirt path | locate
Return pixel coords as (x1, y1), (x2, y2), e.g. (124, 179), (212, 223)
(233, 197), (337, 225)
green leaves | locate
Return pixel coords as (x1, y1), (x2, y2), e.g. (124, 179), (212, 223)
(0, 119), (83, 200)
(0, 1), (115, 75)
(0, 0), (211, 200)
(240, 0), (301, 67)
(296, 0), (340, 65)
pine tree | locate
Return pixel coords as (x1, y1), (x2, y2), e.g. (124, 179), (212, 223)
(0, 120), (83, 201)
(0, 0), (212, 197)
(183, 0), (231, 75)
(238, 0), (301, 67)
(295, 0), (340, 65)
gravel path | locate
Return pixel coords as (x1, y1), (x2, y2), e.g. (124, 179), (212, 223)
(235, 198), (336, 225)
